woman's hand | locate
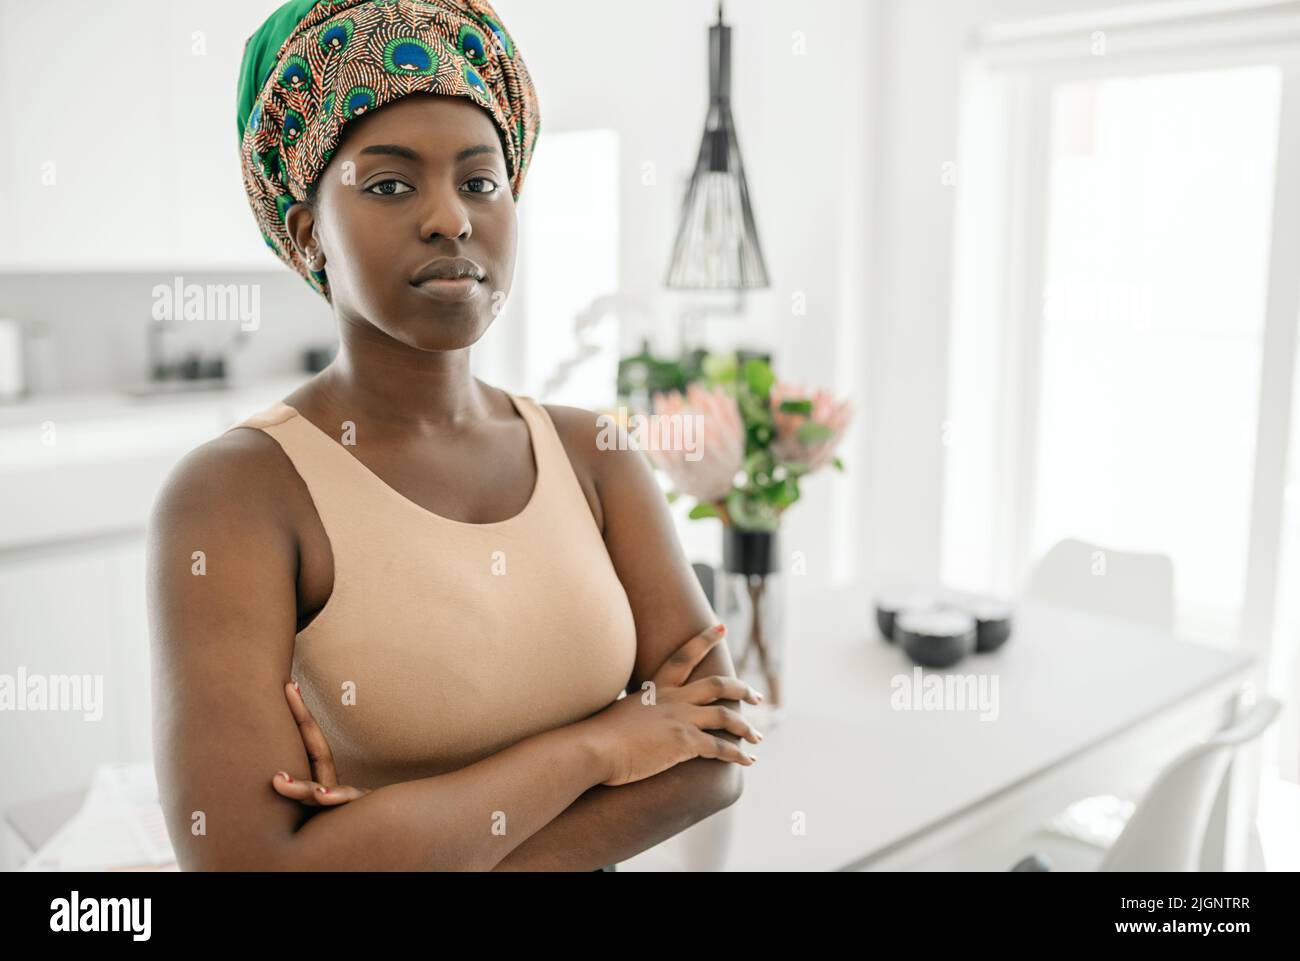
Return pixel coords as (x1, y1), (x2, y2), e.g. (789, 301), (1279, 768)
(271, 680), (371, 807)
(587, 624), (765, 787)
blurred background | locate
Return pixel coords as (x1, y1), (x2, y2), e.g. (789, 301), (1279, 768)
(2, 0), (1299, 872)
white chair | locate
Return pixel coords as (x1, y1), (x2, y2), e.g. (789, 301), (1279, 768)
(1016, 537), (1269, 871)
(1011, 696), (1281, 871)
(1025, 537), (1176, 633)
(1023, 538), (1177, 854)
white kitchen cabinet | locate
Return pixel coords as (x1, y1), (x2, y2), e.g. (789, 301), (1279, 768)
(0, 540), (129, 827)
(0, 1), (170, 268)
(0, 378), (304, 546)
(0, 378), (304, 845)
(106, 537), (152, 767)
(163, 1), (287, 270)
(0, 0), (283, 271)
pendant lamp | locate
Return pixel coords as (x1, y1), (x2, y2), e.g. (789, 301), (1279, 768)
(664, 1), (770, 290)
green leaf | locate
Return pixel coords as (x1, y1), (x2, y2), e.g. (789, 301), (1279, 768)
(762, 476), (800, 508)
(778, 398), (813, 416)
(688, 502), (720, 520)
(702, 352), (737, 383)
(797, 421), (834, 444)
(771, 476), (800, 509)
(743, 358), (775, 398)
(726, 490), (779, 532)
(832, 456), (845, 472)
(652, 362), (687, 392)
(665, 489), (680, 504)
(738, 390), (771, 427)
(743, 450), (773, 477)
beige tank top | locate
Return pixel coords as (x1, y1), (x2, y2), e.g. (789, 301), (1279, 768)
(225, 392), (638, 791)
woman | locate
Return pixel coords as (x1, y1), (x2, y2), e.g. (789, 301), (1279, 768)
(147, 0), (762, 872)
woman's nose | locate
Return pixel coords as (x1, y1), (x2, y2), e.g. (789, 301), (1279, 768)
(418, 189), (472, 242)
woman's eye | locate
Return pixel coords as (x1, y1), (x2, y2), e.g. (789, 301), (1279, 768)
(463, 176), (501, 195)
(365, 179), (413, 196)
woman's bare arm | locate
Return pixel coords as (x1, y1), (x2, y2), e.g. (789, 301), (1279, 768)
(491, 732), (737, 870)
(492, 406), (749, 870)
(147, 433), (611, 871)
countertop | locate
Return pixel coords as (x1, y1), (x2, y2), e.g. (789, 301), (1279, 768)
(0, 375), (312, 431)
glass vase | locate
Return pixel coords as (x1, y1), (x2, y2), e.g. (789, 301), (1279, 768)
(717, 525), (786, 725)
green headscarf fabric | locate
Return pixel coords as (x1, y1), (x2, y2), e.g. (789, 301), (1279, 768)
(236, 0), (321, 146)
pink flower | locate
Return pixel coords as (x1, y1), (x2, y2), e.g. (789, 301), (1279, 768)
(646, 382), (745, 502)
(770, 380), (852, 474)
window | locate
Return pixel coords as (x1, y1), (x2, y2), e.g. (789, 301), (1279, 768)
(943, 6), (1300, 795)
(1032, 66), (1281, 644)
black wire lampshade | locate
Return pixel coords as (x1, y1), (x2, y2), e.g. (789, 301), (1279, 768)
(664, 2), (770, 290)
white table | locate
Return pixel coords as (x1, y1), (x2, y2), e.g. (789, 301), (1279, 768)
(623, 580), (1256, 872)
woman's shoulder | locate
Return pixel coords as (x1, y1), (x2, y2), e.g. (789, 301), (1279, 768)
(149, 415), (304, 542)
(535, 400), (608, 467)
(537, 400), (643, 467)
(536, 400), (658, 536)
(482, 382), (600, 467)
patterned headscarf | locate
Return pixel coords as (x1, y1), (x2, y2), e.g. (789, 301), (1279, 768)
(237, 0), (540, 301)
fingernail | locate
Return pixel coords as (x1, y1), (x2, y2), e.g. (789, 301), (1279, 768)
(317, 786), (329, 795)
(756, 731), (764, 741)
(712, 624), (725, 634)
(277, 772), (292, 783)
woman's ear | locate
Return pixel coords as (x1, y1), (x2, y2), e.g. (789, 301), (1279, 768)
(285, 202), (325, 270)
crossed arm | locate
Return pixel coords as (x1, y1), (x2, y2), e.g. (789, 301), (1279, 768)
(491, 406), (746, 869)
(280, 407), (748, 870)
(491, 649), (743, 870)
(152, 406), (748, 870)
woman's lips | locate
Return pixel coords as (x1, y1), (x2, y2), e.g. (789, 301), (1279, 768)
(411, 276), (483, 303)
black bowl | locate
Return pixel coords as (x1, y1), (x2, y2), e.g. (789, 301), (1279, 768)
(970, 601), (1014, 653)
(874, 592), (939, 643)
(895, 609), (977, 668)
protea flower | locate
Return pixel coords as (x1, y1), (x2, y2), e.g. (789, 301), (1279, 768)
(645, 382), (745, 502)
(769, 380), (852, 474)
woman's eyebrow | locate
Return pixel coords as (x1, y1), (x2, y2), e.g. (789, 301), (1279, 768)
(356, 143), (501, 164)
(358, 143), (421, 162)
(453, 143), (502, 163)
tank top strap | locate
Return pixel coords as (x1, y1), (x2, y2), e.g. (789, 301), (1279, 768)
(227, 401), (297, 432)
(222, 400), (385, 550)
(507, 393), (602, 537)
(507, 393), (560, 475)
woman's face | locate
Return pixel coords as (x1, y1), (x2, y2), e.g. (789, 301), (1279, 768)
(287, 93), (517, 351)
